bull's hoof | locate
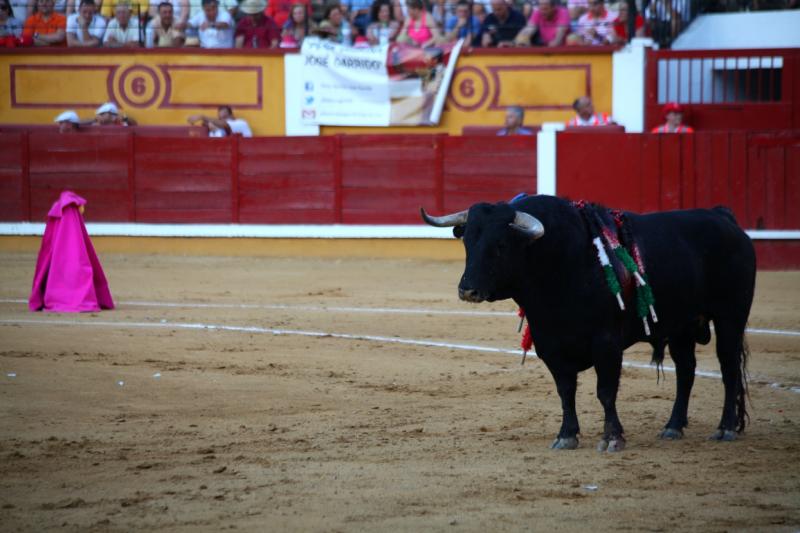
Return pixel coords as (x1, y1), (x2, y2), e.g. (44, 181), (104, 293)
(550, 437), (579, 450)
(659, 428), (684, 440)
(596, 438), (626, 453)
(709, 429), (737, 441)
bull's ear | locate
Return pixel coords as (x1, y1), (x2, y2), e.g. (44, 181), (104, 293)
(453, 225), (465, 239)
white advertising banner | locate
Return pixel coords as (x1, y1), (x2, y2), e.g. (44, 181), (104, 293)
(292, 37), (464, 128)
(300, 37), (391, 127)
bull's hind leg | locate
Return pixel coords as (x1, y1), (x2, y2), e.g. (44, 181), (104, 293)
(593, 348), (625, 452)
(711, 319), (749, 441)
(660, 329), (697, 440)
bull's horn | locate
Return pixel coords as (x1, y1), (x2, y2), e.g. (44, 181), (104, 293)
(510, 211), (545, 239)
(420, 207), (468, 227)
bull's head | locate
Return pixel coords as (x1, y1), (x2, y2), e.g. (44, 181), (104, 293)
(421, 203), (544, 303)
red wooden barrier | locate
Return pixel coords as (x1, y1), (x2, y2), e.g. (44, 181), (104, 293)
(341, 135), (441, 224)
(557, 130), (800, 231)
(28, 132), (130, 222)
(133, 136), (233, 223)
(645, 49), (800, 132)
(3, 129), (795, 236)
(443, 135), (537, 212)
(0, 132), (26, 221)
(237, 136), (338, 224)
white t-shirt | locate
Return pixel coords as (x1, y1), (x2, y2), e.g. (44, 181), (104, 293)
(103, 17), (140, 45)
(66, 13), (107, 43)
(188, 8), (233, 48)
(187, 0), (237, 19)
(575, 8), (616, 44)
(209, 118), (253, 137)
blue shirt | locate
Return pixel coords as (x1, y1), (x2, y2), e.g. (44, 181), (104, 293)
(444, 14), (480, 40)
(497, 127), (533, 136)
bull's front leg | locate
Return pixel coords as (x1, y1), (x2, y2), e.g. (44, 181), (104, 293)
(550, 371), (580, 450)
(593, 349), (626, 452)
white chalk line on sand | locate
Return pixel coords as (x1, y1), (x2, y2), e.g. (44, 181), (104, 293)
(1, 298), (799, 338)
(1, 317), (798, 394)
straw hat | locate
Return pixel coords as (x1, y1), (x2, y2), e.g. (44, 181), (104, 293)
(239, 0), (266, 14)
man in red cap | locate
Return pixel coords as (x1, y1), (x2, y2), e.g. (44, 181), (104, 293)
(652, 102), (694, 133)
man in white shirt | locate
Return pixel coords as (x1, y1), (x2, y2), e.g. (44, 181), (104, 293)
(66, 0), (105, 46)
(567, 0), (615, 45)
(103, 1), (140, 46)
(187, 105), (253, 137)
(187, 0), (233, 48)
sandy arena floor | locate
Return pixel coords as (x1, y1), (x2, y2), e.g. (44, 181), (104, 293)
(0, 252), (799, 532)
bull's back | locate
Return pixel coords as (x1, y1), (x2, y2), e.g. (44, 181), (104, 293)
(632, 207), (756, 322)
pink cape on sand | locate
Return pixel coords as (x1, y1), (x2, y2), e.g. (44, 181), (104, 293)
(28, 191), (114, 313)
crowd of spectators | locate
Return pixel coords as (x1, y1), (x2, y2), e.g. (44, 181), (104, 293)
(6, 0), (794, 50)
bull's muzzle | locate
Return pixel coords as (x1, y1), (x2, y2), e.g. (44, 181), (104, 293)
(458, 287), (485, 303)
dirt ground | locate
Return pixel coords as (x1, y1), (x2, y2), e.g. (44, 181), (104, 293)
(0, 252), (799, 532)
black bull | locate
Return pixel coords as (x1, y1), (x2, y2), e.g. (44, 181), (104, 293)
(421, 195), (756, 452)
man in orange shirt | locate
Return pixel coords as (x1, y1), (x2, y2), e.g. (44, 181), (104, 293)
(23, 0), (66, 46)
(566, 96), (614, 126)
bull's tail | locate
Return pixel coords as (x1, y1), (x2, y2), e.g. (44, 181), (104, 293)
(736, 335), (751, 433)
(650, 338), (666, 384)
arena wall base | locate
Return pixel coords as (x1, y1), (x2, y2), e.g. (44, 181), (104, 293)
(0, 236), (465, 261)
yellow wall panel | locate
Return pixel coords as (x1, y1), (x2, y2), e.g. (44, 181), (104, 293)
(0, 49), (613, 136)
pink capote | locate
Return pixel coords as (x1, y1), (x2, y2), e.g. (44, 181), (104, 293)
(28, 191), (114, 313)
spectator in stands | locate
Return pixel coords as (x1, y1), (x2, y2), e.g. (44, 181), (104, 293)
(148, 0), (188, 30)
(566, 0), (587, 23)
(567, 0), (615, 45)
(22, 0), (66, 45)
(609, 0), (644, 43)
(396, 0), (440, 47)
(347, 0), (372, 33)
(651, 102), (694, 133)
(477, 0), (526, 48)
(365, 0), (399, 45)
(188, 0), (234, 47)
(443, 0), (479, 43)
(27, 0), (69, 17)
(471, 2), (487, 24)
(280, 3), (313, 47)
(187, 105), (253, 137)
(234, 0), (280, 47)
(515, 0), (569, 46)
(0, 0), (23, 45)
(66, 0), (105, 47)
(100, 0), (148, 23)
(317, 4), (352, 45)
(104, 1), (141, 46)
(430, 0), (449, 28)
(497, 105), (533, 135)
(309, 0), (329, 23)
(54, 110), (82, 133)
(266, 0), (310, 28)
(566, 96), (614, 126)
(145, 1), (185, 46)
(94, 102), (137, 126)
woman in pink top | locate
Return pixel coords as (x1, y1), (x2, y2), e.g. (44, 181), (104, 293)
(397, 0), (440, 47)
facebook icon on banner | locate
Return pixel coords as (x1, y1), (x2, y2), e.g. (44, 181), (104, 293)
(305, 81), (314, 91)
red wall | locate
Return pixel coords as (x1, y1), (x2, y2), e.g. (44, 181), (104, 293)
(645, 49), (800, 131)
(1, 131), (537, 225)
(2, 129), (798, 268)
(557, 130), (800, 231)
